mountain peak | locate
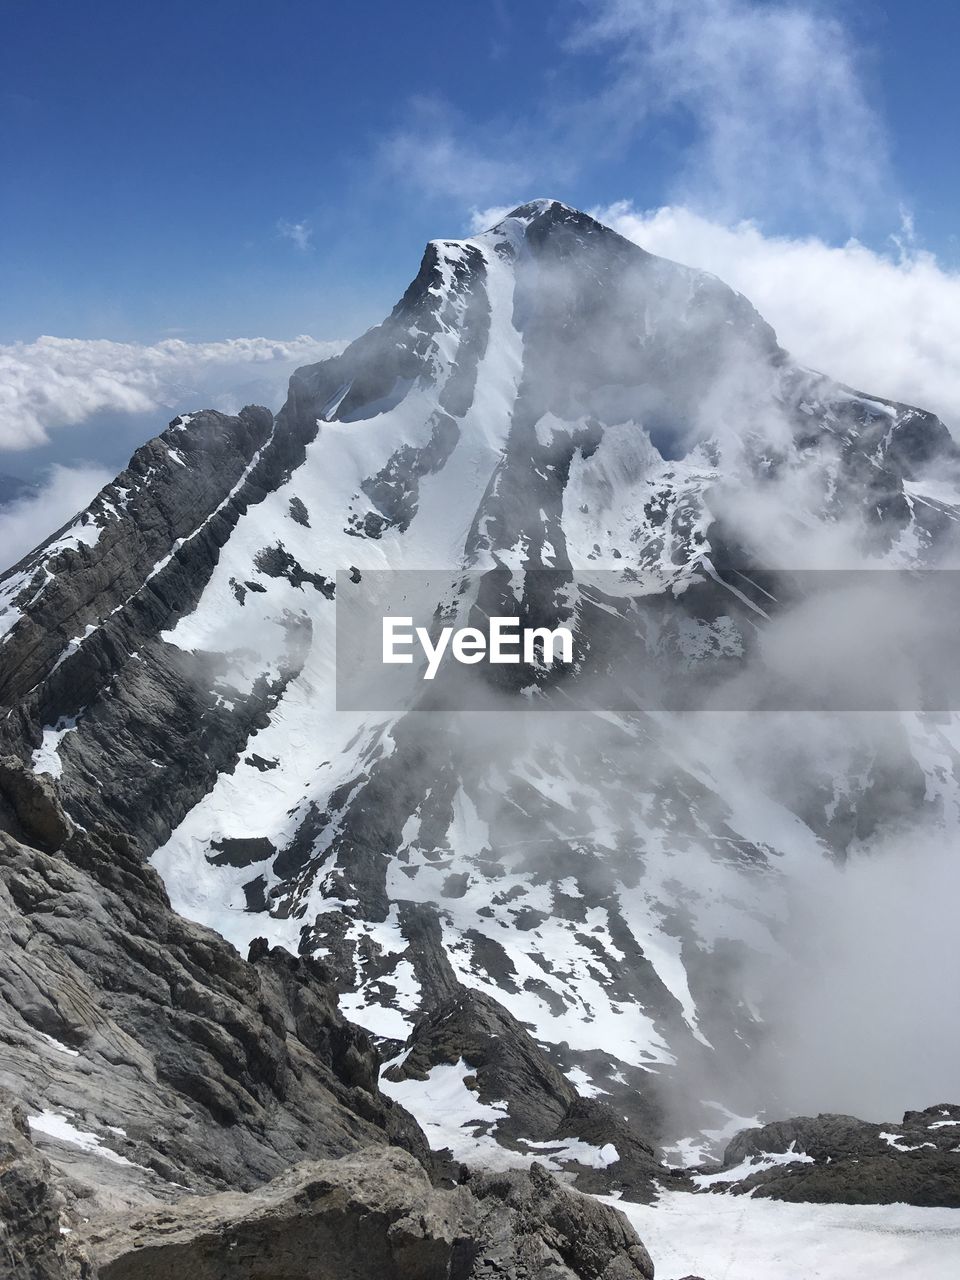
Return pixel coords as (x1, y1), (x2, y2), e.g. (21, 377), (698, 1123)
(503, 198), (580, 222)
(488, 198), (616, 244)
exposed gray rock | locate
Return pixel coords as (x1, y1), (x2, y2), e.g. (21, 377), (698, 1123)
(386, 988), (578, 1135)
(0, 755), (73, 851)
(0, 407), (273, 708)
(79, 1148), (654, 1280)
(459, 1159), (655, 1279)
(0, 398), (330, 862)
(0, 803), (435, 1212)
(385, 988), (673, 1202)
(0, 1111), (657, 1280)
(707, 1106), (960, 1205)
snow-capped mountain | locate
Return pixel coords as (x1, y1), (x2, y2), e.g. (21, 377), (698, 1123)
(2, 199), (959, 1217)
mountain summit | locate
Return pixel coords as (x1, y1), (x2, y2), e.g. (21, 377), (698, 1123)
(1, 204), (959, 1257)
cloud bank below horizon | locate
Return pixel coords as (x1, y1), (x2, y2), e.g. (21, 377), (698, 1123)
(0, 334), (344, 454)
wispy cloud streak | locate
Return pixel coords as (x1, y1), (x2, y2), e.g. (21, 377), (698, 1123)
(573, 0), (889, 227)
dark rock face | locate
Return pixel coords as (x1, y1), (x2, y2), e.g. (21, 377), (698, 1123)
(388, 988), (579, 1136)
(385, 988), (672, 1202)
(458, 1160), (655, 1280)
(553, 1098), (674, 1200)
(0, 755), (73, 850)
(0, 762), (433, 1206)
(253, 542), (335, 594)
(0, 407), (273, 707)
(0, 397), (327, 861)
(707, 1106), (960, 1205)
(356, 410), (461, 537)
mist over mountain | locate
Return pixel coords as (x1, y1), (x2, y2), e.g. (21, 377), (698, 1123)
(1, 200), (958, 1278)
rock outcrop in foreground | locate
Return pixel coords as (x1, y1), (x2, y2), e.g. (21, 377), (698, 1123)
(2, 1108), (653, 1280)
(0, 756), (653, 1279)
(80, 1148), (654, 1280)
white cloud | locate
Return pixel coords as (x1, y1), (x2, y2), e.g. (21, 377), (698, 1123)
(0, 464), (112, 572)
(0, 334), (344, 451)
(379, 98), (533, 205)
(597, 202), (960, 432)
(384, 2), (891, 235)
(277, 219), (313, 251)
(467, 204), (516, 235)
(574, 0), (888, 227)
(760, 825), (960, 1119)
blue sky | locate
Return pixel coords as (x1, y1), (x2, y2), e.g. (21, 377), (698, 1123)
(2, 0), (958, 347)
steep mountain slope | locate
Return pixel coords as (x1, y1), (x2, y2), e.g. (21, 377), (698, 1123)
(1, 200), (958, 1204)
